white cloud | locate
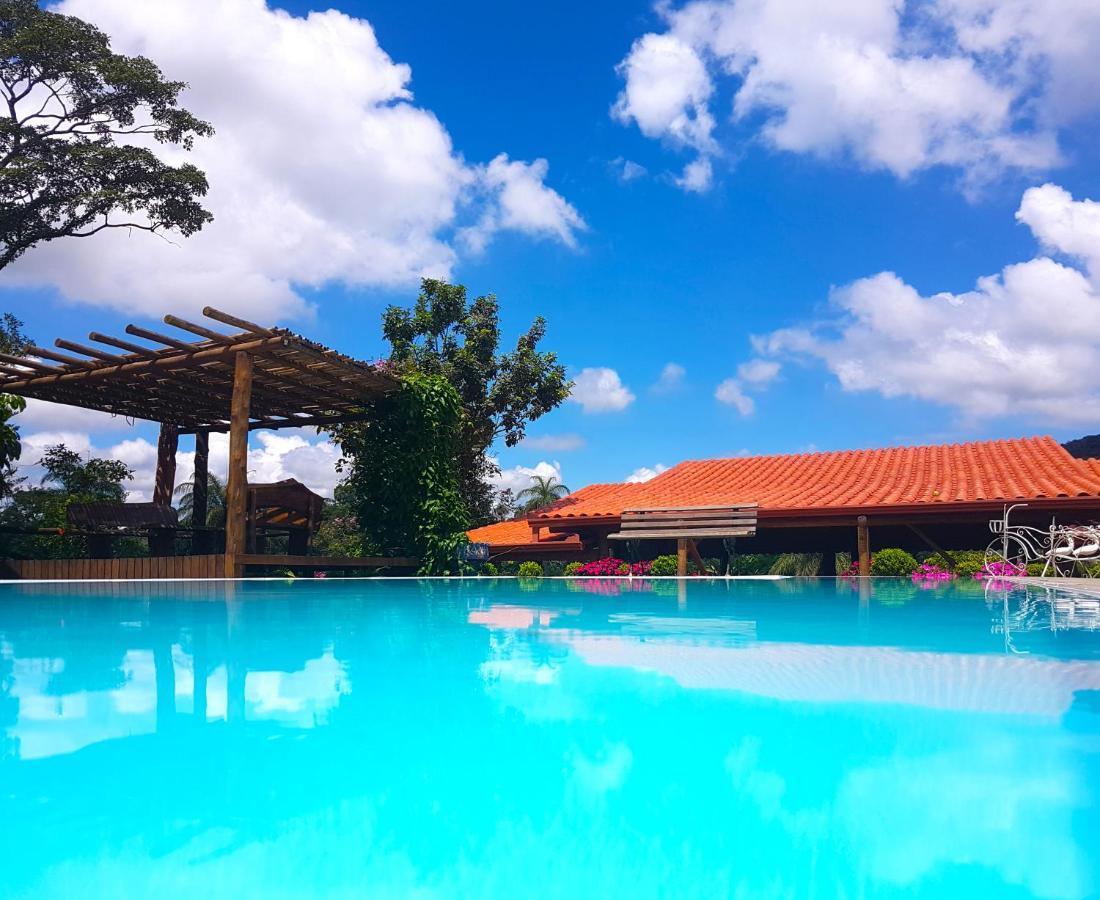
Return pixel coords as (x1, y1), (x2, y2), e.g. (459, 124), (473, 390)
(715, 378), (754, 416)
(15, 399), (136, 435)
(651, 362), (686, 394)
(625, 463), (668, 483)
(2, 0), (583, 320)
(737, 358), (781, 386)
(569, 367), (636, 413)
(612, 0), (1098, 191)
(489, 459), (564, 497)
(461, 154), (586, 253)
(675, 157), (713, 193)
(757, 184), (1100, 423)
(521, 433), (585, 452)
(612, 157), (648, 183)
(15, 426), (344, 502)
(713, 358), (778, 416)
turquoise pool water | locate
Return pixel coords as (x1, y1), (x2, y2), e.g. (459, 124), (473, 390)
(1, 577), (1098, 898)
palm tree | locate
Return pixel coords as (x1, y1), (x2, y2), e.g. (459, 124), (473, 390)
(173, 473), (227, 526)
(515, 475), (570, 513)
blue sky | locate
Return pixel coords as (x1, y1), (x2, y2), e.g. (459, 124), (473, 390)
(4, 0), (1100, 500)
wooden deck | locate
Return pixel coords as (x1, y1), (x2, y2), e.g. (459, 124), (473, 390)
(2, 554), (417, 580)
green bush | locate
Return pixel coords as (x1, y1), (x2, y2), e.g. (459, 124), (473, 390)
(1026, 561), (1045, 577)
(499, 560), (519, 576)
(543, 560), (566, 577)
(649, 554), (678, 576)
(925, 550), (985, 578)
(518, 561), (543, 578)
(869, 548), (919, 576)
(480, 561), (498, 576)
(563, 561), (583, 576)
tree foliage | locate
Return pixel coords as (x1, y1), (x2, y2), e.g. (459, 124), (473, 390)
(382, 279), (571, 524)
(330, 373), (470, 575)
(172, 473), (226, 526)
(0, 310), (28, 497)
(0, 442), (134, 559)
(0, 0), (214, 268)
(515, 474), (570, 512)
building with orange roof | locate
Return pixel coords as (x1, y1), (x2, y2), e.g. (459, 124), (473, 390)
(468, 436), (1100, 569)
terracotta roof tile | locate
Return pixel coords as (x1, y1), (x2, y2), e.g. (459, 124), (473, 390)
(531, 436), (1100, 522)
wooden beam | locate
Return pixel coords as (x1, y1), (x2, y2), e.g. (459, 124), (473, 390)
(857, 515), (870, 577)
(236, 554), (417, 568)
(224, 352), (253, 576)
(687, 538), (707, 573)
(906, 523), (956, 567)
(152, 423), (178, 506)
(192, 432), (210, 550)
(677, 537), (688, 577)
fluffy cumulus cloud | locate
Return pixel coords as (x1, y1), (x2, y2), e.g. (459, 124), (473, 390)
(613, 0), (1100, 190)
(625, 463), (668, 483)
(14, 410), (345, 501)
(3, 0), (583, 320)
(569, 367), (636, 413)
(755, 183), (1100, 423)
(714, 357), (779, 415)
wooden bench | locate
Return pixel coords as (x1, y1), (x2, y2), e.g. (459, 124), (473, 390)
(609, 505), (758, 575)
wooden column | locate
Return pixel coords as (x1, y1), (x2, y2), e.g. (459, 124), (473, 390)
(224, 352), (253, 577)
(152, 423), (178, 506)
(857, 515), (870, 577)
(677, 537), (688, 577)
(192, 432), (209, 553)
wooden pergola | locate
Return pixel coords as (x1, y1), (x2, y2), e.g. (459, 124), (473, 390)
(0, 307), (408, 577)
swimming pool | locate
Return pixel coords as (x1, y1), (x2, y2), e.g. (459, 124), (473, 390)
(1, 577), (1098, 898)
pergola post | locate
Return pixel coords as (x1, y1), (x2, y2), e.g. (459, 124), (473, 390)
(677, 537), (688, 577)
(152, 423), (178, 506)
(192, 431), (209, 553)
(224, 352), (253, 577)
(857, 515), (870, 576)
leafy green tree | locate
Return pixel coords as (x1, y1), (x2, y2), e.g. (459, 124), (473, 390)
(0, 311), (28, 497)
(172, 473), (226, 526)
(331, 373), (470, 575)
(0, 0), (214, 268)
(0, 442), (134, 558)
(381, 279), (571, 524)
(515, 474), (570, 513)
(39, 443), (131, 501)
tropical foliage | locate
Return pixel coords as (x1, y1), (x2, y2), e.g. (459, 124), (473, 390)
(515, 474), (570, 512)
(173, 473), (226, 526)
(869, 548), (919, 576)
(517, 561), (543, 578)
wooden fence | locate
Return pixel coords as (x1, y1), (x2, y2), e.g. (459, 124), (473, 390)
(4, 555), (229, 580)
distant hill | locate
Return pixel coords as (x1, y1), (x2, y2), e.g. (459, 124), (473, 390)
(1063, 434), (1100, 459)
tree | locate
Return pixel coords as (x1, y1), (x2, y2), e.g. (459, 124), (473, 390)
(0, 0), (214, 268)
(0, 311), (28, 497)
(331, 374), (470, 575)
(39, 443), (131, 501)
(515, 474), (570, 513)
(382, 279), (571, 524)
(172, 473), (226, 526)
(0, 442), (133, 559)
(489, 487), (517, 521)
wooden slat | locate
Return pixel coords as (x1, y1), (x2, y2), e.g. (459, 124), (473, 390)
(609, 527), (757, 540)
(617, 516), (757, 529)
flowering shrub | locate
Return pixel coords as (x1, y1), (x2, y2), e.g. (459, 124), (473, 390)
(563, 562), (583, 576)
(975, 560), (1026, 580)
(574, 557), (624, 575)
(911, 562), (955, 585)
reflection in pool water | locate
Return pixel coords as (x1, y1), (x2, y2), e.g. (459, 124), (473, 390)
(0, 577), (1097, 899)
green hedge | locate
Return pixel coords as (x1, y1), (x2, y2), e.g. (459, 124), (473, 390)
(563, 561), (583, 576)
(518, 561), (543, 578)
(649, 554), (678, 576)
